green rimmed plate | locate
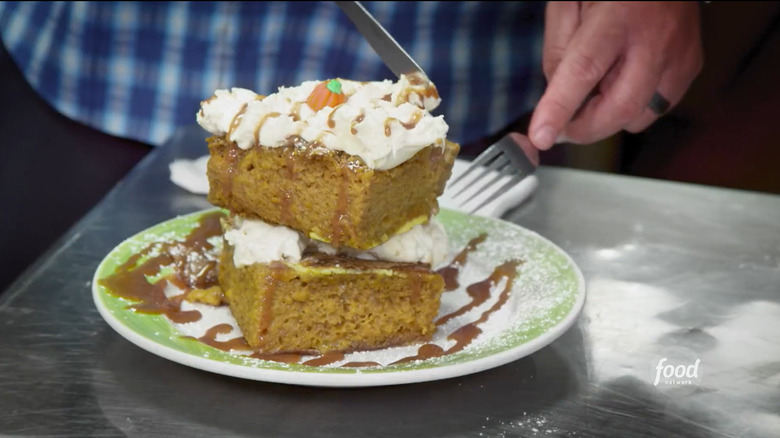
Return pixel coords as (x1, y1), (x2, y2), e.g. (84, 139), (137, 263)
(92, 208), (585, 387)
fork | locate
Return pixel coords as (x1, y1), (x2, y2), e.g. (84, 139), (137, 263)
(445, 133), (537, 215)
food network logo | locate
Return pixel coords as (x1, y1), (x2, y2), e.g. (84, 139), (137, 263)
(653, 357), (702, 386)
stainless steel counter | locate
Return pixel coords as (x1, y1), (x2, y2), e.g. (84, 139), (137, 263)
(1, 125), (778, 438)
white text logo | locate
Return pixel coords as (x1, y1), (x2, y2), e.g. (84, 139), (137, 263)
(653, 357), (701, 386)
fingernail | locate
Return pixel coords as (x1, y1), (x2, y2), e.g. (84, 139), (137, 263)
(555, 134), (572, 144)
(532, 126), (555, 150)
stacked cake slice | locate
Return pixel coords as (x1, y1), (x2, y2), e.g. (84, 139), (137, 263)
(196, 75), (459, 355)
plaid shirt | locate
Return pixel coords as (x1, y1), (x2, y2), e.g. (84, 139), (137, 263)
(0, 1), (545, 147)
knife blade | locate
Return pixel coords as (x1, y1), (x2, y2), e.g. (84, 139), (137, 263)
(335, 1), (429, 81)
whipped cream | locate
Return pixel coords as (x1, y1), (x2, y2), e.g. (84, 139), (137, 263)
(224, 217), (306, 267)
(196, 75), (448, 170)
(338, 220), (449, 267)
(224, 215), (449, 268)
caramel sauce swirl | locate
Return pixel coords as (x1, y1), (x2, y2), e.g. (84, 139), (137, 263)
(98, 211), (225, 324)
(437, 233), (488, 291)
(192, 323), (249, 351)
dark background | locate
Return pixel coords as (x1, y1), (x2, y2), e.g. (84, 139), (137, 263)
(2, 1), (779, 294)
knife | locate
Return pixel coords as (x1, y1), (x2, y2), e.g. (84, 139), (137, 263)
(334, 1), (429, 82)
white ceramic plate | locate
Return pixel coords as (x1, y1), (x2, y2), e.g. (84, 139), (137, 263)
(93, 208), (585, 387)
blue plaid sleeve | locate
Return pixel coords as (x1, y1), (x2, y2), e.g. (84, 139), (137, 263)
(0, 1), (545, 147)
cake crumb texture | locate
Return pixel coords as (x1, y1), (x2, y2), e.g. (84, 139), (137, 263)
(219, 247), (445, 354)
(206, 136), (459, 250)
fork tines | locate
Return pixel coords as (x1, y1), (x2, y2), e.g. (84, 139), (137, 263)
(446, 134), (535, 214)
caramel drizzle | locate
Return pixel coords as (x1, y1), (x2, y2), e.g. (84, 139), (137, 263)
(422, 86), (439, 100)
(223, 106), (247, 197)
(409, 271), (422, 303)
(471, 260), (523, 326)
(350, 113), (365, 135)
(279, 151), (297, 224)
(389, 344), (444, 364)
(290, 101), (302, 121)
(383, 111), (424, 137)
(227, 103), (248, 138)
(406, 73), (427, 86)
(330, 167), (351, 247)
(402, 111), (423, 130)
(436, 259), (518, 326)
(193, 323), (250, 351)
(327, 104), (344, 129)
(437, 233), (488, 292)
(253, 112), (282, 145)
(222, 146), (241, 199)
(98, 211), (224, 324)
(392, 260), (522, 365)
(397, 85), (440, 109)
(251, 352), (302, 364)
(258, 263), (285, 341)
(303, 352), (345, 367)
(280, 191), (294, 224)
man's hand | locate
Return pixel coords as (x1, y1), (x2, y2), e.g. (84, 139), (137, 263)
(529, 1), (703, 150)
